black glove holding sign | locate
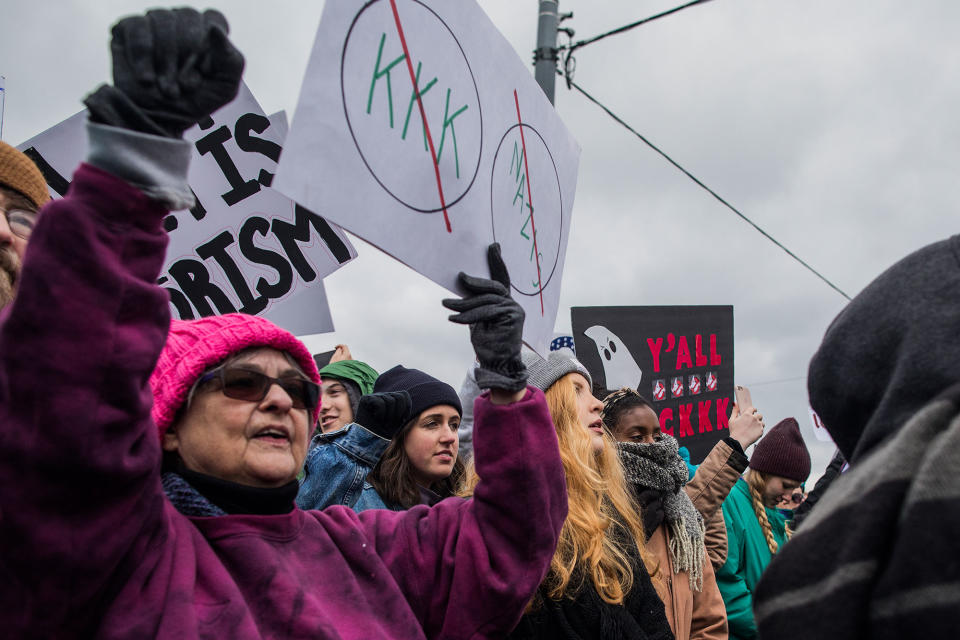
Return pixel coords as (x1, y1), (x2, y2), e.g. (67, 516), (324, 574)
(84, 8), (244, 138)
(443, 243), (528, 393)
(354, 391), (412, 441)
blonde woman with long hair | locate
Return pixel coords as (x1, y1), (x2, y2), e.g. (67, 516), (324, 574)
(715, 418), (810, 640)
(463, 351), (672, 640)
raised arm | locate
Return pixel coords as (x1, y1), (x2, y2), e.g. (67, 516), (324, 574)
(359, 386), (565, 639)
(0, 154), (179, 625)
(357, 243), (566, 638)
(686, 404), (759, 569)
(685, 437), (748, 568)
(0, 9), (242, 632)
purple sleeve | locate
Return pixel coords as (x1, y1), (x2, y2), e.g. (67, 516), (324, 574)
(0, 164), (172, 628)
(358, 387), (567, 639)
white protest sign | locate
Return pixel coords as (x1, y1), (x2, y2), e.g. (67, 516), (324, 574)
(262, 110), (334, 336)
(17, 84), (353, 336)
(274, 0), (580, 354)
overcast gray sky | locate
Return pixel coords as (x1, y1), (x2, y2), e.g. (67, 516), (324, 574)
(4, 0), (959, 479)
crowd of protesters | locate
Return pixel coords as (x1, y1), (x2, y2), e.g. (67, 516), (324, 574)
(1, 6), (958, 639)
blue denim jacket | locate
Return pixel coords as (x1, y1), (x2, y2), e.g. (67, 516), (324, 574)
(296, 422), (390, 510)
(354, 482), (443, 512)
(354, 483), (395, 511)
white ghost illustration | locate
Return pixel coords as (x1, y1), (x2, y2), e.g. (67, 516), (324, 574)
(583, 325), (643, 390)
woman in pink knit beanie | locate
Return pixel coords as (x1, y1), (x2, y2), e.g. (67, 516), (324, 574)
(152, 313), (321, 492)
(0, 8), (567, 638)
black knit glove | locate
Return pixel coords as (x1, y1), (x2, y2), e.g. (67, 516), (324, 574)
(84, 8), (244, 138)
(443, 243), (528, 392)
(354, 391), (412, 440)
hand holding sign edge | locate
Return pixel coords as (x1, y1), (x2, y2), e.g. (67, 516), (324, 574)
(443, 243), (528, 398)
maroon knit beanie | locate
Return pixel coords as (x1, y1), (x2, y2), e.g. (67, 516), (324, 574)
(748, 417), (811, 482)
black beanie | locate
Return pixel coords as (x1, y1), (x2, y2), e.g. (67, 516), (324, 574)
(374, 365), (462, 422)
(749, 417), (811, 483)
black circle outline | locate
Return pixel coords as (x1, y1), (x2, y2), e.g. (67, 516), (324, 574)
(341, 0), (483, 213)
(489, 123), (563, 297)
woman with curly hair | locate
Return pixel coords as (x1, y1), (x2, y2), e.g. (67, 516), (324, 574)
(464, 351), (673, 640)
(602, 388), (728, 640)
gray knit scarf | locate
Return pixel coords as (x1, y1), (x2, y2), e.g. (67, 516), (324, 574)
(618, 434), (706, 590)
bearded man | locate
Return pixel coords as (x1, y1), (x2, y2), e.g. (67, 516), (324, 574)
(0, 142), (50, 308)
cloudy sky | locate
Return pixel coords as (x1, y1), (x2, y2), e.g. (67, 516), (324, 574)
(4, 1), (959, 478)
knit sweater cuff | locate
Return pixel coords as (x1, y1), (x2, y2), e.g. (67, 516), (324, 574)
(86, 121), (194, 210)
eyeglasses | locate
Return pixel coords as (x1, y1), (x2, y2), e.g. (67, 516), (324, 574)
(1, 208), (38, 240)
(197, 366), (320, 410)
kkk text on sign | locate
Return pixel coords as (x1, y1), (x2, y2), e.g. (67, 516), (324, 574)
(274, 0), (580, 354)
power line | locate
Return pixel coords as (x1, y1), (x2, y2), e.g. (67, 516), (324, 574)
(566, 78), (852, 301)
(565, 0), (718, 54)
(743, 375), (807, 388)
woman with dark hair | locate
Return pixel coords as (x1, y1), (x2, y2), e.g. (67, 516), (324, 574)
(0, 11), (567, 638)
(602, 388), (728, 640)
(360, 365), (465, 510)
(298, 364), (468, 512)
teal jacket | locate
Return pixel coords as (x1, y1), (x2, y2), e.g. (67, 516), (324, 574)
(715, 479), (787, 640)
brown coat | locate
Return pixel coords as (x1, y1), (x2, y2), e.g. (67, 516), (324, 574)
(684, 439), (748, 569)
(649, 524), (728, 640)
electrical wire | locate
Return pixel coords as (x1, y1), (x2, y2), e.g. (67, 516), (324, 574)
(565, 0), (718, 55)
(566, 78), (852, 301)
(742, 375), (807, 388)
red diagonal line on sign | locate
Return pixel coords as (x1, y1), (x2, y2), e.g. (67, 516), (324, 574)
(514, 89), (544, 315)
(389, 0), (452, 233)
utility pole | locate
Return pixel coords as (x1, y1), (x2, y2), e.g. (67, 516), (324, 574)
(534, 0), (559, 104)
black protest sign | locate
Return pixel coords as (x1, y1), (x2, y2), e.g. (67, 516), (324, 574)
(313, 350), (336, 370)
(571, 306), (734, 464)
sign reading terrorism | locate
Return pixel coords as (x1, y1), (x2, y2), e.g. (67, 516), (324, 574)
(571, 306), (735, 464)
(17, 85), (354, 336)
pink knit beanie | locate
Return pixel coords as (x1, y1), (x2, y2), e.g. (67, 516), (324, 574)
(150, 313), (321, 439)
(748, 417), (812, 483)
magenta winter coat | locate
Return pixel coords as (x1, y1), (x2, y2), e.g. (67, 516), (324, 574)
(0, 164), (567, 639)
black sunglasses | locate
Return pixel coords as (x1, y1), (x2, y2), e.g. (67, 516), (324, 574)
(197, 366), (320, 410)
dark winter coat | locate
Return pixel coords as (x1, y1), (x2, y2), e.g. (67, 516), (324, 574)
(509, 549), (674, 640)
(755, 234), (960, 639)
